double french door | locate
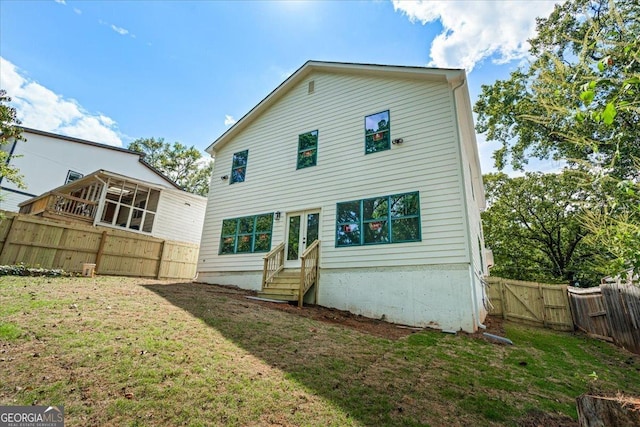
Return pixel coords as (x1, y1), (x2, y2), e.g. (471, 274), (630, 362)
(285, 210), (320, 268)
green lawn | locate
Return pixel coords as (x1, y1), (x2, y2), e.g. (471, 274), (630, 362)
(0, 276), (638, 426)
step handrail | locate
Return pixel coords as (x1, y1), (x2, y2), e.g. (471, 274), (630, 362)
(262, 242), (285, 288)
(299, 239), (320, 307)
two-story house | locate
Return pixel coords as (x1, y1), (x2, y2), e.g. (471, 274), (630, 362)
(197, 61), (489, 332)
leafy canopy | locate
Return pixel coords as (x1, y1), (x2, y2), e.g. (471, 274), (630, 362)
(475, 0), (640, 275)
(0, 90), (25, 191)
(482, 171), (607, 286)
(128, 137), (213, 196)
(475, 0), (640, 179)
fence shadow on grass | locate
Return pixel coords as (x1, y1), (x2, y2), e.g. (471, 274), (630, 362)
(142, 281), (454, 426)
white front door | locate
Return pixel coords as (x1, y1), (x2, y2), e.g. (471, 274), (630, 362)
(285, 210), (320, 268)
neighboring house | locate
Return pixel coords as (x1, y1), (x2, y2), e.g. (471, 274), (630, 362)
(19, 170), (206, 244)
(0, 127), (180, 212)
(197, 61), (489, 332)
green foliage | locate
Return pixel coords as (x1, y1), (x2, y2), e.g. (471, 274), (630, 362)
(482, 171), (608, 286)
(128, 137), (213, 196)
(475, 0), (640, 275)
(0, 89), (25, 190)
(0, 264), (71, 277)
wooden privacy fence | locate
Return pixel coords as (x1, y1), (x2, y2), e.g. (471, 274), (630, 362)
(0, 211), (198, 279)
(569, 284), (640, 355)
(487, 277), (573, 331)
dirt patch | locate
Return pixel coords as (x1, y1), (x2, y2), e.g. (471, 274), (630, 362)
(517, 410), (579, 427)
(199, 282), (507, 340)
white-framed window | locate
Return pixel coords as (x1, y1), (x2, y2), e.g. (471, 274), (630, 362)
(99, 178), (160, 233)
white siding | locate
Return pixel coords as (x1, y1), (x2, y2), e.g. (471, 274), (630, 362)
(454, 83), (489, 324)
(199, 71), (468, 273)
(1, 131), (174, 212)
(153, 190), (207, 244)
(0, 189), (29, 212)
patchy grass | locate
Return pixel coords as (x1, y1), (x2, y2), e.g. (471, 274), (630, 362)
(0, 276), (638, 426)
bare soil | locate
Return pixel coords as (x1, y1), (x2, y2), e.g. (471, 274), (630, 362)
(203, 282), (508, 340)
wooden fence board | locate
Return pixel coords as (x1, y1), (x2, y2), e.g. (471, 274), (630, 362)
(487, 277), (573, 331)
(0, 213), (15, 255)
(567, 287), (612, 340)
(157, 241), (199, 279)
(0, 211), (198, 279)
(602, 284), (640, 355)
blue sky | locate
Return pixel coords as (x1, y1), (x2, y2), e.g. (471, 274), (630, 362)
(0, 0), (563, 174)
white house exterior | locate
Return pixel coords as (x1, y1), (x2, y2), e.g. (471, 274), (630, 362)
(197, 61), (488, 332)
(19, 170), (207, 245)
(0, 128), (180, 212)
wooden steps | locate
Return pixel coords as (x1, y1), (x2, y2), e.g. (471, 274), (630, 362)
(258, 270), (301, 301)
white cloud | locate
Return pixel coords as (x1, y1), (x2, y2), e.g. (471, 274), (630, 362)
(392, 0), (562, 71)
(0, 57), (123, 147)
(224, 115), (237, 126)
(110, 25), (129, 36)
(73, 8), (82, 15)
(54, 0), (66, 4)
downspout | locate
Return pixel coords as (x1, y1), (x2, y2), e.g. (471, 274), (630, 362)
(451, 75), (487, 330)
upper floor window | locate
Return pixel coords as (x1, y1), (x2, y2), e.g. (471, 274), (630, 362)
(297, 130), (318, 169)
(219, 213), (274, 254)
(336, 191), (421, 247)
(231, 150), (248, 184)
(365, 110), (390, 154)
(66, 170), (83, 184)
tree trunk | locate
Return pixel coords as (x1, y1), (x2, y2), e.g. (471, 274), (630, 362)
(576, 394), (640, 427)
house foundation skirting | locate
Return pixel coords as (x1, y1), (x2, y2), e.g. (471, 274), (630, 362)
(196, 270), (263, 291)
(318, 264), (477, 332)
(198, 263), (482, 332)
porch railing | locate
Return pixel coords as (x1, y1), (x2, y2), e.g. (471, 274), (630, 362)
(21, 192), (97, 223)
(299, 239), (320, 307)
(262, 242), (285, 288)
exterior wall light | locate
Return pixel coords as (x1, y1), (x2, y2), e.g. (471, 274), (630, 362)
(275, 211), (281, 220)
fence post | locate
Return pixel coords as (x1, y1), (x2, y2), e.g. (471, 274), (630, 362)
(538, 283), (548, 328)
(156, 241), (167, 279)
(95, 230), (108, 274)
(499, 279), (508, 320)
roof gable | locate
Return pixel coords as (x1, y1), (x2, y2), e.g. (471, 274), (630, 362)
(206, 61), (465, 154)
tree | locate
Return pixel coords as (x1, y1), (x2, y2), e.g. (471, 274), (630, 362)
(0, 90), (25, 191)
(482, 171), (608, 286)
(475, 0), (640, 178)
(128, 137), (213, 196)
(475, 0), (640, 275)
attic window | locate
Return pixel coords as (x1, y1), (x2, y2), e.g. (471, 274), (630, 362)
(308, 80), (315, 94)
